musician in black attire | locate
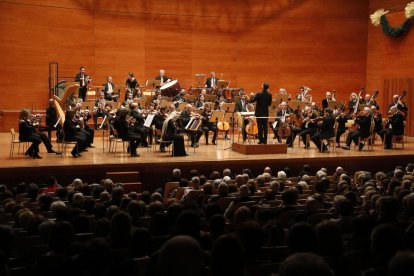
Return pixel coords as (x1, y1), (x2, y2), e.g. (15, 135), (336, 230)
(162, 109), (187, 156)
(342, 107), (372, 151)
(45, 99), (57, 139)
(380, 106), (405, 149)
(371, 106), (383, 139)
(125, 72), (139, 99)
(155, 69), (171, 87)
(19, 109), (61, 159)
(205, 72), (219, 88)
(103, 76), (117, 101)
(334, 108), (349, 147)
(234, 93), (249, 142)
(250, 82), (272, 144)
(113, 109), (140, 157)
(271, 101), (293, 143)
(299, 107), (318, 148)
(63, 110), (88, 157)
(389, 94), (408, 119)
(311, 108), (335, 152)
(348, 92), (359, 113)
(362, 93), (379, 110)
(75, 66), (91, 101)
(152, 106), (168, 151)
(129, 103), (149, 147)
(181, 104), (203, 147)
(173, 90), (187, 108)
(321, 91), (333, 111)
(201, 103), (218, 145)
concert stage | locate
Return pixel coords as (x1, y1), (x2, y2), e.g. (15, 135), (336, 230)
(1, 133), (413, 192)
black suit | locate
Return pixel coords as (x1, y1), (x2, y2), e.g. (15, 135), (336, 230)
(345, 114), (372, 147)
(205, 77), (219, 88)
(63, 119), (88, 155)
(102, 82), (115, 101)
(75, 73), (89, 101)
(250, 90), (272, 144)
(380, 112), (404, 149)
(155, 75), (171, 86)
(312, 115), (335, 151)
(235, 99), (249, 141)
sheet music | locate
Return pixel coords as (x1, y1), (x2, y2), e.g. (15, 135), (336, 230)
(144, 114), (155, 128)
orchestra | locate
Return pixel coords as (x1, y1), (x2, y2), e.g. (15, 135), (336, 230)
(21, 66), (410, 159)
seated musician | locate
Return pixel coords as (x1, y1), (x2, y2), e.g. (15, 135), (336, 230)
(173, 89), (187, 107)
(77, 109), (95, 147)
(271, 101), (293, 143)
(155, 69), (172, 87)
(288, 106), (318, 148)
(152, 89), (162, 101)
(363, 93), (379, 110)
(348, 92), (359, 113)
(371, 106), (383, 140)
(19, 109), (61, 159)
(113, 109), (141, 157)
(195, 94), (205, 109)
(129, 103), (150, 147)
(321, 91), (334, 111)
(234, 93), (249, 142)
(214, 94), (227, 110)
(63, 110), (88, 158)
(334, 107), (349, 148)
(181, 104), (203, 147)
(125, 72), (140, 99)
(380, 106), (405, 149)
(201, 103), (218, 145)
(45, 99), (57, 139)
(342, 106), (372, 151)
(311, 108), (335, 152)
(389, 94), (408, 119)
(153, 106), (168, 151)
(93, 92), (107, 129)
(122, 92), (134, 109)
(310, 102), (321, 115)
(205, 71), (218, 89)
(103, 76), (116, 101)
(161, 106), (188, 156)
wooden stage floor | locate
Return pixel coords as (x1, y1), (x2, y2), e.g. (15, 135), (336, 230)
(1, 133), (413, 191)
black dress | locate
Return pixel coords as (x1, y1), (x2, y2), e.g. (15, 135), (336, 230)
(163, 119), (187, 156)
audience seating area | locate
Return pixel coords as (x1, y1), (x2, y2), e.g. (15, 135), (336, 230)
(0, 163), (414, 276)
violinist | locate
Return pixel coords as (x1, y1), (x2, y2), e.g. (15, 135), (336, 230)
(214, 94), (227, 111)
(161, 107), (187, 156)
(271, 101), (293, 143)
(129, 103), (150, 147)
(93, 92), (107, 129)
(113, 109), (141, 157)
(122, 92), (134, 109)
(181, 104), (203, 147)
(125, 72), (140, 99)
(63, 110), (88, 157)
(298, 106), (318, 148)
(103, 76), (116, 101)
(201, 103), (218, 145)
(18, 109), (61, 159)
(195, 94), (205, 109)
(78, 109), (95, 147)
(311, 108), (335, 152)
(310, 102), (321, 115)
(152, 89), (162, 101)
(334, 106), (349, 148)
(235, 93), (249, 142)
(75, 66), (91, 101)
(371, 106), (383, 139)
(173, 89), (188, 107)
(342, 106), (372, 151)
(380, 106), (404, 149)
(153, 106), (168, 151)
(322, 91), (334, 111)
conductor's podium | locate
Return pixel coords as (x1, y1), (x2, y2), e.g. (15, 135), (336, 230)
(232, 142), (288, 155)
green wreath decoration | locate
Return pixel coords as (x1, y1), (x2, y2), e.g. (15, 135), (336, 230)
(370, 2), (414, 38)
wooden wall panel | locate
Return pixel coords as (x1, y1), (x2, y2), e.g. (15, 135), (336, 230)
(366, 0), (414, 136)
(0, 0), (370, 131)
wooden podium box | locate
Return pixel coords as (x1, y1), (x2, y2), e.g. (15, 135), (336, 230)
(232, 143), (287, 155)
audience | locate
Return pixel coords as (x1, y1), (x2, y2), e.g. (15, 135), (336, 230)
(1, 163), (414, 275)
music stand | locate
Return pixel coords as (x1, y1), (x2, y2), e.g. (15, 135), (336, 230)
(205, 95), (216, 103)
(177, 102), (187, 111)
(210, 110), (225, 123)
(146, 79), (161, 89)
(290, 100), (307, 111)
(222, 103), (235, 113)
(217, 80), (230, 89)
(328, 101), (342, 110)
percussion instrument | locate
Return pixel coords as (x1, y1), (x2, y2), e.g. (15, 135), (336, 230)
(160, 80), (181, 97)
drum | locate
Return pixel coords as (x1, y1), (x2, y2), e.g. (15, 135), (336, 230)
(160, 80), (181, 97)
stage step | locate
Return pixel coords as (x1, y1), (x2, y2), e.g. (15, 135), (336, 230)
(232, 142), (287, 155)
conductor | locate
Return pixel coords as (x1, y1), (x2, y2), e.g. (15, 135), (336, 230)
(250, 82), (272, 144)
